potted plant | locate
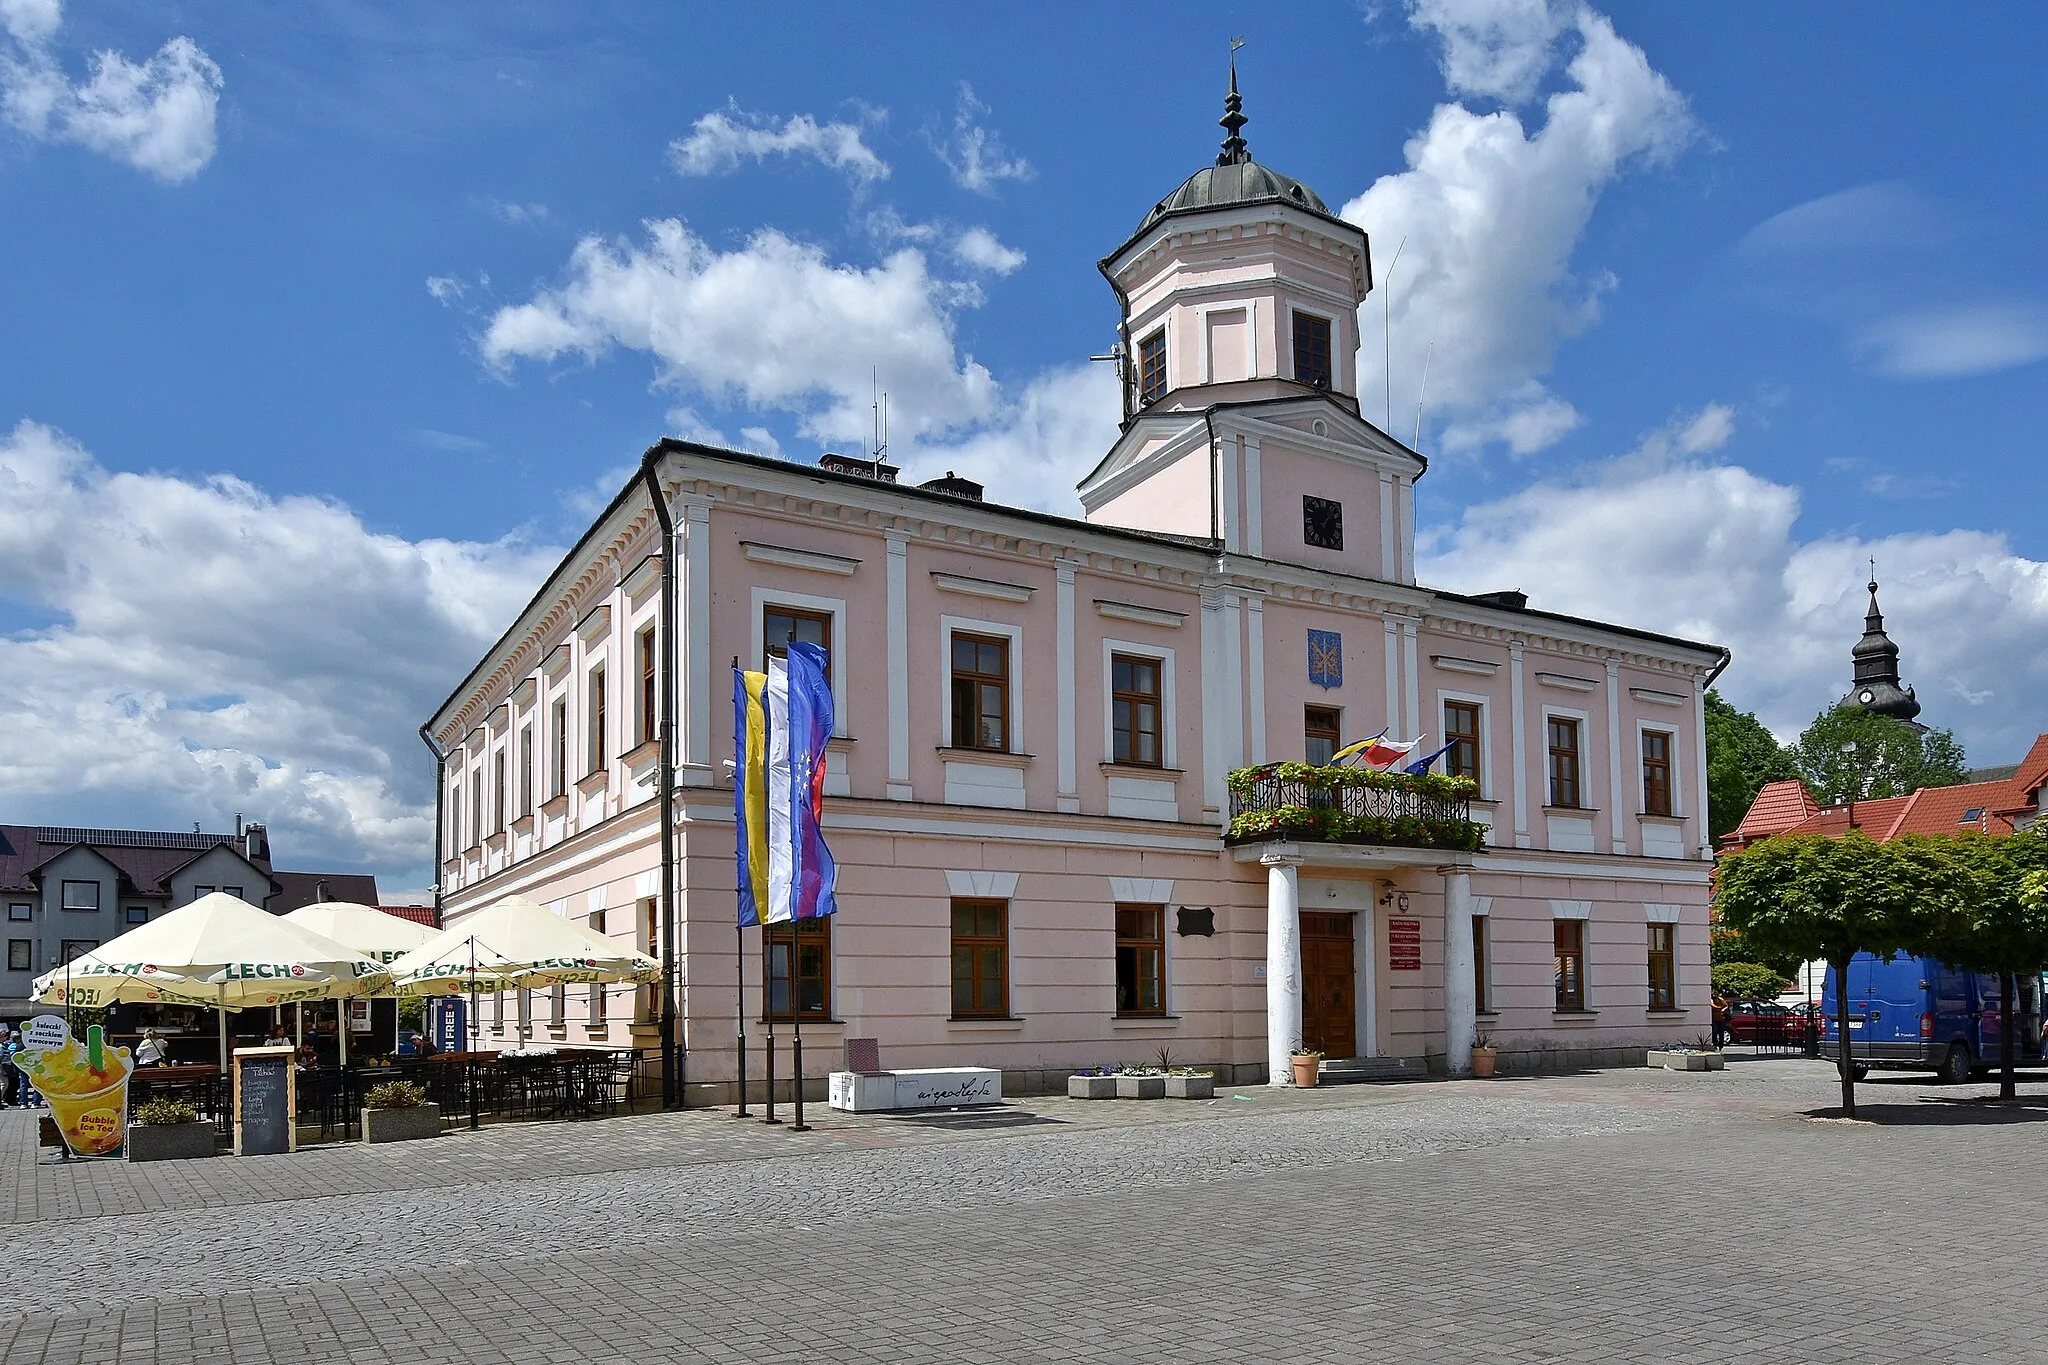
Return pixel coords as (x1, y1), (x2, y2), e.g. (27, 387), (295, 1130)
(1067, 1066), (1118, 1100)
(361, 1080), (441, 1143)
(1164, 1067), (1215, 1100)
(126, 1098), (217, 1163)
(1470, 1033), (1499, 1079)
(1289, 1047), (1322, 1088)
(1647, 1036), (1727, 1072)
(1114, 1065), (1167, 1100)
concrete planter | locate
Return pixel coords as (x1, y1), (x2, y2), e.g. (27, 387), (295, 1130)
(1647, 1050), (1725, 1072)
(362, 1103), (442, 1143)
(1115, 1074), (1167, 1099)
(125, 1120), (217, 1163)
(1165, 1073), (1214, 1100)
(1067, 1075), (1118, 1100)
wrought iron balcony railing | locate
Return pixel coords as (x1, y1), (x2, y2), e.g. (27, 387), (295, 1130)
(1225, 763), (1485, 853)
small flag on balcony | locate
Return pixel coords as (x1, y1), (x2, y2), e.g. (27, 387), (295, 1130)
(1402, 740), (1458, 775)
(1359, 734), (1425, 768)
(1329, 728), (1388, 766)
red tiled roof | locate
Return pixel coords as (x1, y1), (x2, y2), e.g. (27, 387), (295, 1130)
(2012, 734), (2048, 803)
(1880, 780), (2021, 838)
(1729, 780), (1821, 844)
(379, 904), (438, 927)
(1783, 796), (1912, 840)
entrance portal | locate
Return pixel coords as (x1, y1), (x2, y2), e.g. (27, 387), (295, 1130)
(1300, 912), (1357, 1058)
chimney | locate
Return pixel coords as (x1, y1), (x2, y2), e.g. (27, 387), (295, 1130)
(244, 822), (270, 866)
(234, 812), (244, 837)
(315, 878), (332, 903)
(818, 452), (899, 483)
(918, 470), (984, 501)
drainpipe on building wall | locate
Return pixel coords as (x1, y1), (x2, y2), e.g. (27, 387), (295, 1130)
(416, 725), (447, 931)
(640, 451), (683, 1109)
(1704, 645), (1732, 691)
(1202, 405), (1224, 548)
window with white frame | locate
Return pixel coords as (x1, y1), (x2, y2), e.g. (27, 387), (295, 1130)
(941, 616), (1023, 754)
(60, 880), (99, 912)
(1545, 713), (1584, 809)
(587, 664), (608, 773)
(1103, 640), (1174, 769)
(1641, 727), (1675, 817)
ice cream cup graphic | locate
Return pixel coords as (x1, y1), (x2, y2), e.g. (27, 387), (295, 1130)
(24, 1032), (134, 1157)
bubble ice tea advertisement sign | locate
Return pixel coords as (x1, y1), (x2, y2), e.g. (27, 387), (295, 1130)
(19, 1014), (133, 1159)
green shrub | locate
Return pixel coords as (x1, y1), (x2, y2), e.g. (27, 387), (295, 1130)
(1711, 962), (1788, 1001)
(133, 1098), (200, 1126)
(364, 1080), (428, 1110)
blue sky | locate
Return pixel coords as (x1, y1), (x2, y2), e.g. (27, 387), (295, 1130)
(3, 2), (2044, 889)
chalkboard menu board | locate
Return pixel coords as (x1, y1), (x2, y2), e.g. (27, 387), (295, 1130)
(233, 1046), (296, 1156)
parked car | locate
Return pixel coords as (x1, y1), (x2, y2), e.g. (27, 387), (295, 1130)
(1820, 954), (2046, 1083)
(1726, 999), (1811, 1046)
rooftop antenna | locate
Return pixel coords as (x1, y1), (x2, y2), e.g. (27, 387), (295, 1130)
(1382, 235), (1407, 431)
(1412, 338), (1435, 452)
(870, 368), (890, 462)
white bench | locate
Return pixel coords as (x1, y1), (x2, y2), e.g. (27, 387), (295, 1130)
(827, 1067), (1002, 1112)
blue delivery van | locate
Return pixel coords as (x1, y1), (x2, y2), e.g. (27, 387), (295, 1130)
(1820, 954), (2045, 1083)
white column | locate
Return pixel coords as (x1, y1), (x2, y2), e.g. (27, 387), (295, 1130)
(1378, 473), (1397, 579)
(1510, 640), (1531, 848)
(1262, 851), (1304, 1086)
(1219, 437), (1241, 551)
(1397, 478), (1416, 584)
(1199, 587), (1233, 817)
(1382, 618), (1401, 734)
(1055, 559), (1079, 813)
(1693, 673), (1713, 859)
(1246, 597), (1267, 765)
(1441, 867), (1476, 1076)
(1243, 437), (1264, 558)
(885, 531), (911, 800)
(678, 498), (713, 781)
(1606, 658), (1626, 854)
(1401, 620), (1420, 739)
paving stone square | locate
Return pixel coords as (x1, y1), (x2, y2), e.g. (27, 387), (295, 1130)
(3, 1055), (2045, 1363)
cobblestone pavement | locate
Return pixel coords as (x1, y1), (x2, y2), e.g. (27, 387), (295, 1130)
(4, 1055), (2047, 1364)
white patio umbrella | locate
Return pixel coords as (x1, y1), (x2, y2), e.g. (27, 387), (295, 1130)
(282, 902), (438, 1063)
(384, 895), (659, 1047)
(32, 892), (391, 1067)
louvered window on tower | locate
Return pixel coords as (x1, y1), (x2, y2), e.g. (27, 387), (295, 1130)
(1292, 311), (1332, 389)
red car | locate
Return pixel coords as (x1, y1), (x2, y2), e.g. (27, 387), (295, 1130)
(1727, 999), (1818, 1046)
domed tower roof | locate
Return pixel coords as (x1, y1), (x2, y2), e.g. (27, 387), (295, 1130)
(1843, 570), (1922, 723)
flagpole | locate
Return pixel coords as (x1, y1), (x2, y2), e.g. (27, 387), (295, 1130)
(733, 918), (751, 1117)
(791, 932), (809, 1133)
(760, 927), (780, 1125)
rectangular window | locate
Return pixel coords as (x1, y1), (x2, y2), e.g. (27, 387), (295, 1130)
(195, 885), (215, 897)
(60, 880), (99, 912)
(1473, 916), (1489, 1014)
(492, 989), (505, 1029)
(1293, 311), (1333, 389)
(447, 788), (462, 859)
(1304, 705), (1342, 766)
(1445, 701), (1482, 785)
(637, 625), (658, 748)
(126, 905), (149, 925)
(1547, 716), (1582, 809)
(60, 939), (96, 964)
(950, 899), (1009, 1018)
(950, 633), (1010, 751)
(588, 666), (607, 773)
(1114, 904), (1165, 1016)
(7, 940), (29, 971)
(1138, 328), (1167, 405)
(470, 768), (482, 844)
(1641, 730), (1673, 817)
(551, 697), (568, 799)
(1554, 919), (1586, 1012)
(1648, 923), (1676, 1010)
(1110, 653), (1163, 767)
(520, 725), (535, 815)
(221, 886), (243, 902)
(492, 749), (507, 834)
(763, 605), (832, 682)
(550, 983), (566, 1025)
(588, 911), (609, 1026)
(7, 903), (30, 922)
(766, 918), (832, 1021)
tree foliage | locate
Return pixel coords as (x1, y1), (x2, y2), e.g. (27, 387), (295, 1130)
(1790, 704), (1968, 804)
(1710, 925), (1806, 981)
(1704, 690), (1798, 842)
(1710, 962), (1788, 1001)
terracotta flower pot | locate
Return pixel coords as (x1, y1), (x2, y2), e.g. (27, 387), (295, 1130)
(1289, 1054), (1321, 1088)
(1470, 1046), (1498, 1078)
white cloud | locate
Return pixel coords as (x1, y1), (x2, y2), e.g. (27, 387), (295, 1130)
(1343, 1), (1693, 453)
(1854, 303), (2048, 379)
(894, 363), (1121, 514)
(0, 421), (559, 889)
(669, 104), (888, 187)
(483, 199), (549, 227)
(1419, 405), (2048, 761)
(934, 82), (1032, 194)
(949, 226), (1026, 276)
(1439, 389), (1581, 457)
(0, 2), (222, 182)
(482, 219), (999, 444)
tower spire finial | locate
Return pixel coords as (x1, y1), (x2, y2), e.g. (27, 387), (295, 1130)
(1218, 37), (1249, 166)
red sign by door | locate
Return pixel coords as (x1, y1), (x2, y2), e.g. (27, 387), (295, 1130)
(1388, 917), (1421, 971)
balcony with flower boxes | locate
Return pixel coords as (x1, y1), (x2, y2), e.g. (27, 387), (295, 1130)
(1225, 763), (1486, 856)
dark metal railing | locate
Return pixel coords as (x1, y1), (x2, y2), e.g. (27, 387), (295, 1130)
(1226, 766), (1483, 853)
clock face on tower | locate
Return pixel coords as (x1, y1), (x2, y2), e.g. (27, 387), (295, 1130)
(1859, 690), (1875, 704)
(1303, 495), (1343, 550)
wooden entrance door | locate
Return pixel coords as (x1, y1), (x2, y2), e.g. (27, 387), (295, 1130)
(1300, 912), (1357, 1059)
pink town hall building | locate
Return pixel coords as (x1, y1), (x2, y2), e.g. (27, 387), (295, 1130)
(424, 91), (1727, 1099)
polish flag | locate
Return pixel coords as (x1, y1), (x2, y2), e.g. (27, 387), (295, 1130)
(1360, 735), (1423, 768)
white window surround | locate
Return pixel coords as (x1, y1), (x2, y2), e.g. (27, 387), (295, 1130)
(940, 613), (1026, 755)
(1285, 303), (1338, 386)
(1197, 303), (1251, 384)
(932, 572), (1034, 604)
(740, 541), (859, 576)
(1535, 671), (1599, 693)
(751, 585), (849, 737)
(945, 870), (1020, 899)
(1630, 687), (1687, 708)
(1094, 599), (1186, 629)
(1108, 877), (1174, 904)
(1644, 903), (1681, 923)
(1100, 637), (1177, 768)
(1635, 720), (1684, 818)
(1431, 655), (1499, 677)
(1551, 900), (1593, 920)
(585, 657), (609, 776)
(1139, 324), (1168, 398)
(1436, 688), (1494, 800)
(1541, 704), (1594, 809)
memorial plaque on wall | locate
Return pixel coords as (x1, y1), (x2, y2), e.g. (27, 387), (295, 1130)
(233, 1045), (296, 1156)
(1388, 917), (1423, 972)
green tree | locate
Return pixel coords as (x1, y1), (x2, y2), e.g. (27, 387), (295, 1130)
(1905, 830), (2048, 1101)
(1790, 704), (1968, 804)
(1714, 832), (1917, 1117)
(1710, 962), (1788, 1002)
(1711, 924), (1806, 981)
(1705, 690), (1798, 842)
